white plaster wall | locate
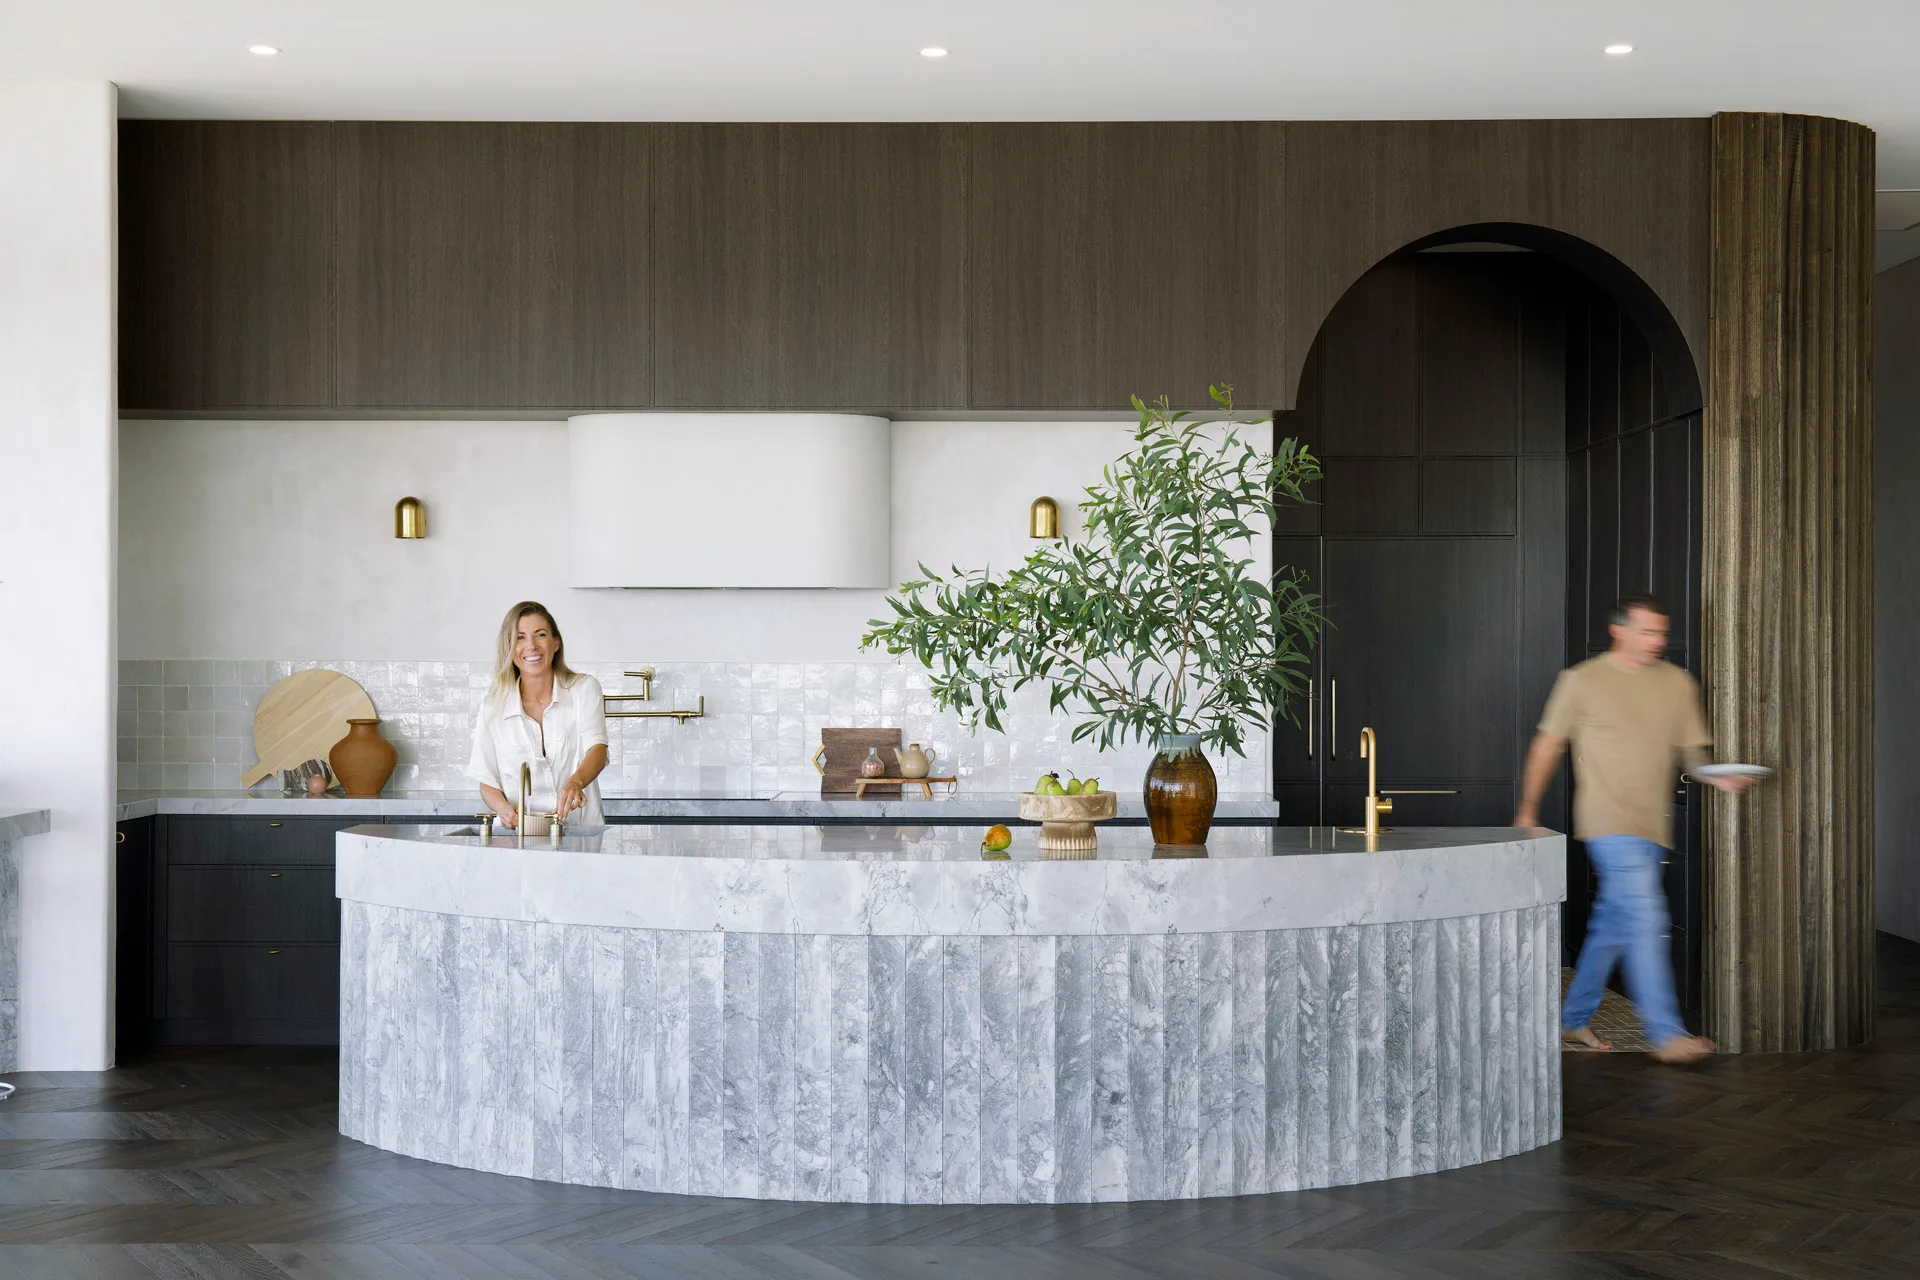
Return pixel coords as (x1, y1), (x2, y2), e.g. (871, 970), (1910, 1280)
(121, 417), (1273, 663)
(0, 82), (117, 1070)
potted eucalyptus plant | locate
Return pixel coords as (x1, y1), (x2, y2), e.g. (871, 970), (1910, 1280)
(861, 386), (1321, 846)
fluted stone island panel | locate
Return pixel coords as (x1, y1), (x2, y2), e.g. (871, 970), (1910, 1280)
(338, 824), (1565, 1203)
(0, 810), (51, 1070)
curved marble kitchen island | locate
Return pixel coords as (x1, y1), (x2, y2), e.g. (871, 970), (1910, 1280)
(336, 823), (1565, 1203)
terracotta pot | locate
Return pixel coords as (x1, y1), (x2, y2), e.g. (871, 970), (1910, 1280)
(1142, 733), (1217, 847)
(329, 718), (396, 797)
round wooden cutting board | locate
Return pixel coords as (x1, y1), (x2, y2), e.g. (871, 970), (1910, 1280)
(239, 669), (378, 787)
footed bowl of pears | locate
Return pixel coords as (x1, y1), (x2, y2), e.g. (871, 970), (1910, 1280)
(1017, 772), (1118, 857)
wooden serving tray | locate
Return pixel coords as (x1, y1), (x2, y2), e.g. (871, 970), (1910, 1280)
(813, 728), (902, 795)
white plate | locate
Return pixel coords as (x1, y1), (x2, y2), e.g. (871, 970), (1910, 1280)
(1692, 763), (1773, 779)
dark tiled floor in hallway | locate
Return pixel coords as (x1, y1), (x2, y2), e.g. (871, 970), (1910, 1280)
(1558, 969), (1655, 1053)
(0, 934), (1915, 1279)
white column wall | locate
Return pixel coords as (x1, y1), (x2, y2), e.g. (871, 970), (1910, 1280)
(0, 83), (118, 1069)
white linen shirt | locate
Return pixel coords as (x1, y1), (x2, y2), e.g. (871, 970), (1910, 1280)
(467, 673), (608, 825)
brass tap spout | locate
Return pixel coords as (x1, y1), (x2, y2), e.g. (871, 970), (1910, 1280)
(518, 761), (532, 847)
(1360, 727), (1393, 838)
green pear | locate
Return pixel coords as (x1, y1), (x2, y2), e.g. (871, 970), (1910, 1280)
(1082, 778), (1099, 794)
(1063, 778), (1084, 795)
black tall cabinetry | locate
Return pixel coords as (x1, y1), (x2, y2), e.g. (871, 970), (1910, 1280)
(1271, 249), (1706, 1028)
(1563, 282), (1706, 1025)
(1272, 252), (1571, 831)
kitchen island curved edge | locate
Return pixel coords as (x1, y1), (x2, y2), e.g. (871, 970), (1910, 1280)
(337, 823), (1566, 1204)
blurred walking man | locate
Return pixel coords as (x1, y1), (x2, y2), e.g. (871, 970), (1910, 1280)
(1514, 594), (1755, 1065)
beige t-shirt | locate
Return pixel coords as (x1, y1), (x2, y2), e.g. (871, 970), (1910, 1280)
(1538, 655), (1712, 848)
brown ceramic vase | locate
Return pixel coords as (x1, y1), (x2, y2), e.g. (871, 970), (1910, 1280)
(1143, 733), (1217, 847)
(329, 718), (397, 797)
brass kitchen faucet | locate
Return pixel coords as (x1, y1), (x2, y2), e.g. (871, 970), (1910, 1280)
(1336, 726), (1456, 839)
(1360, 727), (1391, 838)
(518, 761), (532, 847)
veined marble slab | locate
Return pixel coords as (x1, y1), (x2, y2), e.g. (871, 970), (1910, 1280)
(116, 790), (1280, 822)
(117, 789), (553, 821)
(754, 792), (1279, 821)
(339, 824), (1566, 1201)
(338, 825), (1565, 937)
(0, 809), (49, 1072)
(340, 898), (1562, 1203)
(0, 810), (50, 845)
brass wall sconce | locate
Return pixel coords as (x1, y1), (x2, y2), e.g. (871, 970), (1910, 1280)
(1029, 496), (1061, 539)
(603, 667), (707, 723)
(395, 496), (427, 539)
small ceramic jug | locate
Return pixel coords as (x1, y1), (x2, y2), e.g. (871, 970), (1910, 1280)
(897, 743), (936, 779)
(859, 746), (887, 778)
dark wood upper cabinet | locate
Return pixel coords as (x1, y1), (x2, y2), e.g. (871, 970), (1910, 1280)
(968, 123), (1287, 410)
(333, 123), (654, 409)
(117, 119), (1708, 416)
(653, 124), (970, 408)
(119, 122), (336, 410)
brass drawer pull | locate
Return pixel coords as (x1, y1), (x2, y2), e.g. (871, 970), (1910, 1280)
(268, 822), (283, 828)
(268, 872), (282, 879)
(116, 831), (126, 845)
(267, 949), (282, 955)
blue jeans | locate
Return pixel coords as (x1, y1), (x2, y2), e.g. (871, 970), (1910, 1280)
(1562, 834), (1687, 1047)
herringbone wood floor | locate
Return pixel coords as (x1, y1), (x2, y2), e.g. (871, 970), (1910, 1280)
(0, 935), (1915, 1280)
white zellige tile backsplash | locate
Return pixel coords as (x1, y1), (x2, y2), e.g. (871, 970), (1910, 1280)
(116, 660), (1271, 796)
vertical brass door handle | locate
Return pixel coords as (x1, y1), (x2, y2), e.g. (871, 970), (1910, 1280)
(1307, 680), (1316, 761)
(1330, 677), (1338, 760)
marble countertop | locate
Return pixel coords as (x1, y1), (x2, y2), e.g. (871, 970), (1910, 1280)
(117, 789), (1280, 822)
(0, 809), (51, 844)
(336, 822), (1565, 936)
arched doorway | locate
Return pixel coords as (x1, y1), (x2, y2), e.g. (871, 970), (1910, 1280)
(1271, 228), (1708, 1027)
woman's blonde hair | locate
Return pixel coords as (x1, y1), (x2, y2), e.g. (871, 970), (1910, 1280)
(491, 601), (580, 705)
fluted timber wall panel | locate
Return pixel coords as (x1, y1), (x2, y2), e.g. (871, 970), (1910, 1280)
(1706, 112), (1875, 1052)
(340, 903), (1562, 1203)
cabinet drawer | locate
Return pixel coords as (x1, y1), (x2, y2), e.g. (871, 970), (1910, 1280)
(167, 866), (340, 942)
(167, 944), (339, 1021)
(166, 816), (366, 864)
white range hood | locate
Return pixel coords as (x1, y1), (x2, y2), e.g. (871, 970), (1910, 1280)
(567, 413), (892, 588)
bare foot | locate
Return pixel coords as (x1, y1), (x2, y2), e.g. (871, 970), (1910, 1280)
(1561, 1026), (1614, 1051)
(1650, 1034), (1717, 1064)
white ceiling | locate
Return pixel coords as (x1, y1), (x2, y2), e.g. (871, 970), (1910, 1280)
(5, 0), (1920, 189)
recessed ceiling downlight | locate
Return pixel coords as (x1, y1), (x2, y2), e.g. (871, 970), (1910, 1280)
(249, 45), (280, 56)
(920, 47), (948, 58)
(1604, 44), (1634, 56)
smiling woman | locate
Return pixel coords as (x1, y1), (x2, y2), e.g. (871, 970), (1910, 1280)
(468, 601), (609, 829)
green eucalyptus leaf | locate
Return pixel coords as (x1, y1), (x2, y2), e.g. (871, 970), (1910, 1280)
(874, 388), (1320, 754)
